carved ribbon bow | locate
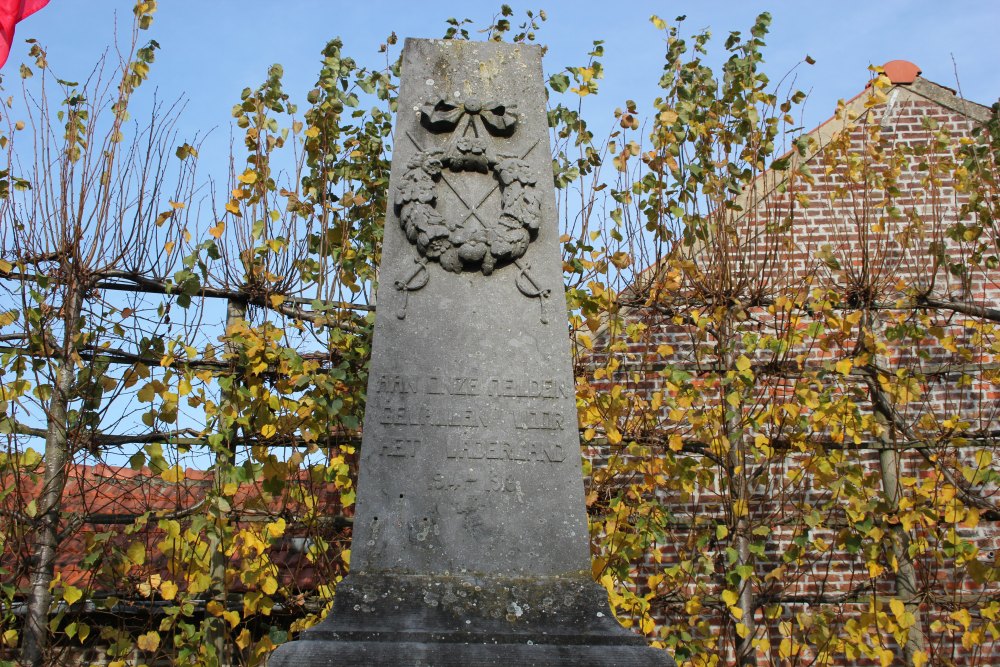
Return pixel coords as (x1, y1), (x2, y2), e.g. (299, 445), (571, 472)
(420, 98), (518, 137)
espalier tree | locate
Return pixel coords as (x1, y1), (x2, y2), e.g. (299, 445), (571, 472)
(0, 4), (995, 666)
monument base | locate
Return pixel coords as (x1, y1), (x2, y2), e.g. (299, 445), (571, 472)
(267, 573), (676, 666)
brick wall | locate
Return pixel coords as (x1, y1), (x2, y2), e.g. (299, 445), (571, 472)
(584, 78), (1000, 665)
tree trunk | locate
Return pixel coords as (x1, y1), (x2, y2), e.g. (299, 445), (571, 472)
(719, 318), (757, 667)
(205, 297), (247, 667)
(729, 446), (757, 666)
(879, 448), (927, 665)
(21, 287), (82, 667)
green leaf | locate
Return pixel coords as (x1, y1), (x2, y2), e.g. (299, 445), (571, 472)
(549, 73), (570, 93)
(129, 451), (145, 471)
(137, 383), (155, 403)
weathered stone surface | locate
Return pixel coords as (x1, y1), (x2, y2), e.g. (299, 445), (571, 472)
(268, 38), (675, 666)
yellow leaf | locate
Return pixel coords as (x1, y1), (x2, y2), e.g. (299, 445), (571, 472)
(238, 170), (258, 184)
(262, 576), (278, 596)
(2, 629), (17, 647)
(169, 200), (185, 210)
(161, 465), (185, 483)
(735, 355), (752, 372)
(236, 629), (252, 650)
(304, 126), (320, 138)
(341, 548), (351, 566)
(733, 499), (748, 517)
(659, 109), (678, 124)
(656, 344), (673, 356)
(261, 424), (277, 439)
(63, 585), (83, 605)
(127, 542), (146, 566)
(950, 608), (972, 629)
(606, 428), (622, 445)
(721, 589), (739, 607)
(650, 14), (667, 30)
(0, 259), (12, 273)
(269, 294), (286, 308)
(209, 221), (225, 239)
(163, 241), (175, 255)
(136, 631), (160, 652)
(736, 621), (749, 638)
(223, 610), (240, 629)
(225, 200), (241, 214)
(684, 597), (702, 615)
(206, 600), (224, 616)
(835, 358), (853, 376)
(975, 449), (993, 469)
(159, 580), (178, 601)
(266, 518), (287, 539)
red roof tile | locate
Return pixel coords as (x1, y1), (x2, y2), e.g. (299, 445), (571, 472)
(2, 464), (353, 596)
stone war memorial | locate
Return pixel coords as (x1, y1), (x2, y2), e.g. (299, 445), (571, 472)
(268, 38), (675, 666)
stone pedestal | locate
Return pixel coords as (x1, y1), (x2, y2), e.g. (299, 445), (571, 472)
(268, 38), (675, 667)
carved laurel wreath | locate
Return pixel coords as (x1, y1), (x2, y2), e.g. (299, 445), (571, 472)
(394, 98), (541, 276)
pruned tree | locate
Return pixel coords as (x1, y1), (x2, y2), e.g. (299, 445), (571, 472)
(560, 12), (999, 667)
(0, 2), (204, 663)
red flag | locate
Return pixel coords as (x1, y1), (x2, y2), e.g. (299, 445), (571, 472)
(0, 0), (49, 68)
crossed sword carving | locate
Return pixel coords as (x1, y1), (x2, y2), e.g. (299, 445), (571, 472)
(394, 131), (550, 324)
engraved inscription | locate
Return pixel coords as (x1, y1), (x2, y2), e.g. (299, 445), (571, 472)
(377, 404), (564, 431)
(445, 438), (565, 463)
(378, 404), (488, 428)
(380, 438), (423, 458)
(376, 374), (572, 399)
(428, 465), (526, 504)
(370, 369), (573, 519)
(373, 374), (572, 443)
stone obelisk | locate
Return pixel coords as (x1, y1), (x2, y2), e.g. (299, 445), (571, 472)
(268, 38), (675, 666)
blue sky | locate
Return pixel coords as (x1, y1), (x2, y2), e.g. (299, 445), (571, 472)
(6, 1), (998, 175)
(3, 1), (996, 466)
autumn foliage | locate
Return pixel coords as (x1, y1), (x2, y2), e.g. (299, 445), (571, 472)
(0, 4), (996, 667)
